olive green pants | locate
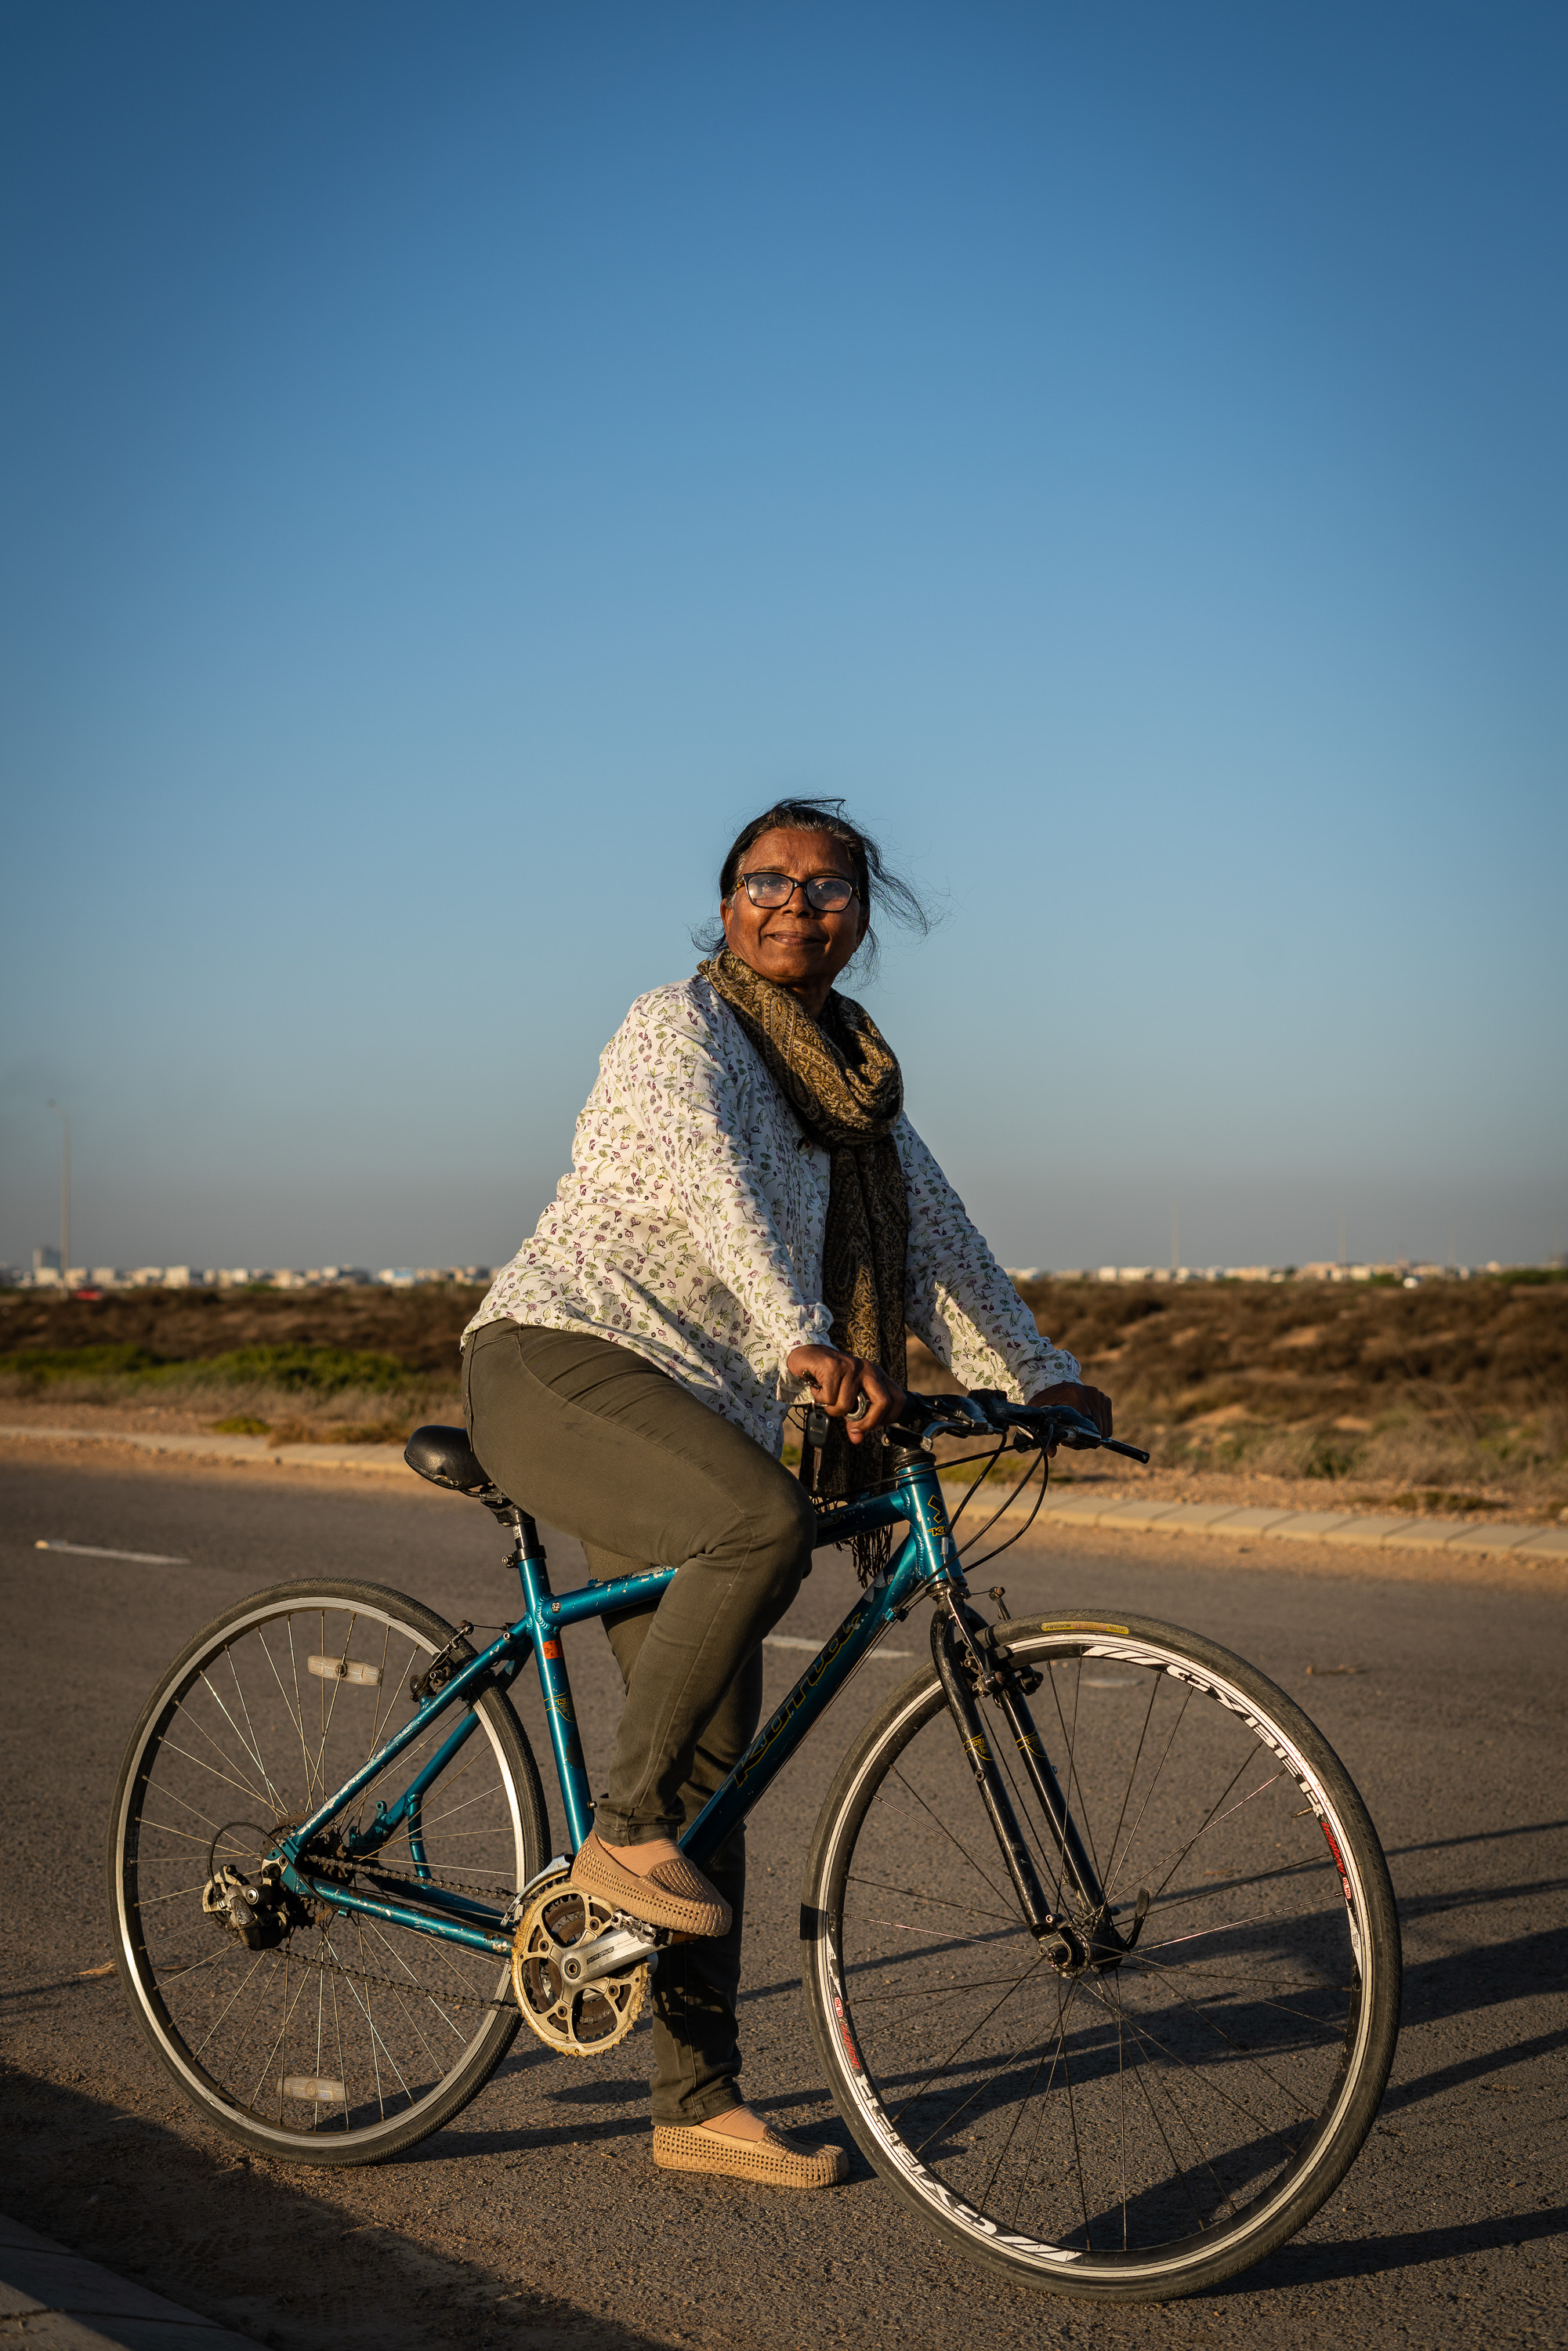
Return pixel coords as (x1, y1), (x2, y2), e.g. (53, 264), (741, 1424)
(462, 1319), (816, 2123)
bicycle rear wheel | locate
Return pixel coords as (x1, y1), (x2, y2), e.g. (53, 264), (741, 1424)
(802, 1612), (1400, 2302)
(107, 1579), (549, 2165)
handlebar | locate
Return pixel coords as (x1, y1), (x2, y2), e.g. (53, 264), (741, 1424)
(888, 1389), (1151, 1465)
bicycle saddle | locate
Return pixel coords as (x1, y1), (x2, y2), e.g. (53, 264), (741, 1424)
(404, 1425), (521, 1523)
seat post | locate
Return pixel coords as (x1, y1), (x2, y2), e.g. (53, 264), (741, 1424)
(506, 1512), (549, 1596)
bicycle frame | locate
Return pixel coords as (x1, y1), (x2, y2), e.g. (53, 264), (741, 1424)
(272, 1449), (1097, 1961)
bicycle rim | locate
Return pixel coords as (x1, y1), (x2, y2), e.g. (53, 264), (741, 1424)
(803, 1613), (1400, 2301)
(108, 1580), (546, 2164)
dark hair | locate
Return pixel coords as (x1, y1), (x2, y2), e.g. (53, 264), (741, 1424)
(697, 797), (929, 976)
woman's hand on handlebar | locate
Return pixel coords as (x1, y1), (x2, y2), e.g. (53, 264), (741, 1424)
(786, 1345), (907, 1445)
(1027, 1378), (1114, 1452)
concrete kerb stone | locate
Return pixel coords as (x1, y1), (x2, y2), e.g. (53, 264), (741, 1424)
(0, 2212), (259, 2348)
(1197, 1507), (1298, 1535)
(1436, 1523), (1544, 1555)
(1319, 1516), (1412, 1546)
(1376, 1523), (1463, 1552)
(1260, 1513), (1362, 1544)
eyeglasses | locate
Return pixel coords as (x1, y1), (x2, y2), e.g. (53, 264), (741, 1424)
(738, 870), (859, 913)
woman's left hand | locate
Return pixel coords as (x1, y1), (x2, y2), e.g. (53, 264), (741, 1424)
(1027, 1379), (1114, 1449)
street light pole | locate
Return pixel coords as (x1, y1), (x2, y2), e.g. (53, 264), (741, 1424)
(47, 1100), (70, 1288)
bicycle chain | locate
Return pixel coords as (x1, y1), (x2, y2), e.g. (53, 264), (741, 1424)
(276, 1939), (514, 2012)
(335, 1856), (523, 1904)
(261, 1852), (532, 2011)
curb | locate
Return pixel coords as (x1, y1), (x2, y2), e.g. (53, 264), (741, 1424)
(940, 1482), (1568, 1567)
(0, 1423), (411, 1476)
(4, 1423), (1563, 1567)
(0, 2210), (258, 2348)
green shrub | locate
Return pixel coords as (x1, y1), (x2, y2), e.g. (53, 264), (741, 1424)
(0, 1341), (416, 1395)
(179, 1346), (415, 1394)
(0, 1343), (167, 1384)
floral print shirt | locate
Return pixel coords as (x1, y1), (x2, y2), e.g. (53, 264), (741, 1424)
(465, 978), (1079, 1455)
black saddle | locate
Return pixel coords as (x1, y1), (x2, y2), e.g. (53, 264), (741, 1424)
(404, 1425), (523, 1525)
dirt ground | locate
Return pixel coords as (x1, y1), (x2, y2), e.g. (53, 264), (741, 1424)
(2, 1274), (1564, 1523)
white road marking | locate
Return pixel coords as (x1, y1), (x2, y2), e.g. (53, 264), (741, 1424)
(35, 1538), (189, 1565)
(764, 1634), (914, 1660)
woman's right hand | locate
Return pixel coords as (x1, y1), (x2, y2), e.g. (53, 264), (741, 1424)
(786, 1344), (907, 1445)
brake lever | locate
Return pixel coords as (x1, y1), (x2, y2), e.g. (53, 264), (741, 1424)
(1012, 1404), (1153, 1465)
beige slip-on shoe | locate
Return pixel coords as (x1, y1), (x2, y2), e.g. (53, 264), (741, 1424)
(568, 1831), (731, 1938)
(652, 2121), (849, 2189)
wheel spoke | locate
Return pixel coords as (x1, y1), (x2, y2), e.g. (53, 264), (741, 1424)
(821, 1624), (1395, 2288)
(889, 1762), (1014, 1914)
(114, 1588), (539, 2159)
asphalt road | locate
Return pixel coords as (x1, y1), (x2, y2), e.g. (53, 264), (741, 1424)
(2, 1447), (1564, 2351)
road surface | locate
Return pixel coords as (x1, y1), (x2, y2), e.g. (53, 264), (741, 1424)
(2, 1447), (1563, 2350)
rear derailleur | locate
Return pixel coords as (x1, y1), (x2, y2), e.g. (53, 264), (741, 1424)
(201, 1860), (313, 1951)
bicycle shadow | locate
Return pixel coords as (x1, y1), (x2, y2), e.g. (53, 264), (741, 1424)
(1388, 1912), (1568, 2105)
(447, 2047), (867, 2172)
(1212, 2203), (1568, 2295)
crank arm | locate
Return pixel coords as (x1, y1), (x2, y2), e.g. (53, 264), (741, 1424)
(558, 1920), (664, 1988)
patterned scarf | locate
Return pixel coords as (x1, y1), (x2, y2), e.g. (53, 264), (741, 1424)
(700, 949), (908, 1531)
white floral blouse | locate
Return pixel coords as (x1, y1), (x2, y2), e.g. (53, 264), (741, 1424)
(465, 977), (1079, 1455)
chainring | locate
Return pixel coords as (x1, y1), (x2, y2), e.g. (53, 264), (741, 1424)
(511, 1872), (650, 2057)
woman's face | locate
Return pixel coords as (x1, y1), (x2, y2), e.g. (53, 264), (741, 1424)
(720, 826), (868, 1001)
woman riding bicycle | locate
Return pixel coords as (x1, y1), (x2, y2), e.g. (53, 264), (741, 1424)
(462, 798), (1111, 2189)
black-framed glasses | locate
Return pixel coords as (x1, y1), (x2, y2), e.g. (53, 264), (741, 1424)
(739, 870), (859, 913)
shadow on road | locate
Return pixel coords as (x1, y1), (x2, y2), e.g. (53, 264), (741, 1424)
(1219, 2202), (1568, 2295)
(0, 2063), (668, 2351)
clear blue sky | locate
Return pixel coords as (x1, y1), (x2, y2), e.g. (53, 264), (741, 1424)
(3, 1), (1563, 1274)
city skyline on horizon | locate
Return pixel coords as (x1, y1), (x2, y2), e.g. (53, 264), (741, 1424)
(10, 1165), (1561, 1291)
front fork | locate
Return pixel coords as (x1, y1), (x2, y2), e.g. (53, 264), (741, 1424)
(930, 1598), (1146, 1972)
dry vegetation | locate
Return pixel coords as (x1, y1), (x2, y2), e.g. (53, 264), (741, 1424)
(3, 1271), (1565, 1520)
(0, 1284), (481, 1446)
(994, 1273), (1568, 1518)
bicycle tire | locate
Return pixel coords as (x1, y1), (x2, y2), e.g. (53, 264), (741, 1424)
(802, 1610), (1400, 2302)
(107, 1578), (549, 2166)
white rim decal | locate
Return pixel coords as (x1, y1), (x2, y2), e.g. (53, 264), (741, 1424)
(813, 1636), (1378, 2280)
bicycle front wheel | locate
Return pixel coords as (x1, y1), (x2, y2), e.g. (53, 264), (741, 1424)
(802, 1611), (1400, 2302)
(108, 1579), (549, 2165)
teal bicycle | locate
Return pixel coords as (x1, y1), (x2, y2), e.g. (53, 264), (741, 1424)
(107, 1393), (1400, 2304)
